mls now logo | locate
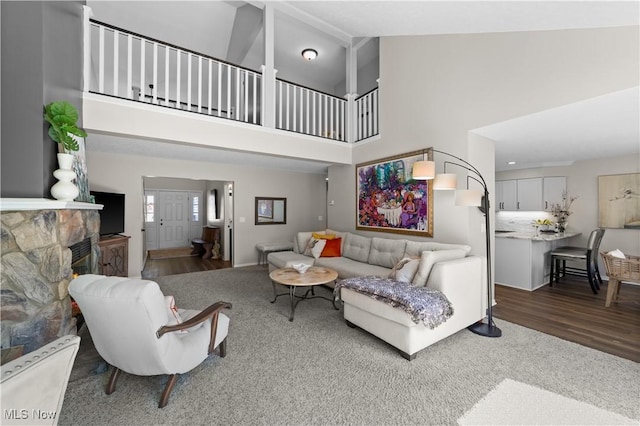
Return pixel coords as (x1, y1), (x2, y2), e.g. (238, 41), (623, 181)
(4, 409), (57, 420)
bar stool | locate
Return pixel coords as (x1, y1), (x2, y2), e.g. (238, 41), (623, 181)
(549, 228), (605, 294)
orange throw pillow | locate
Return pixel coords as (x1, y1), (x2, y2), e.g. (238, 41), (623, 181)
(320, 238), (342, 257)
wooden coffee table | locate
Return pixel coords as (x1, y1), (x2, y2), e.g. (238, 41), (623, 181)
(269, 267), (339, 321)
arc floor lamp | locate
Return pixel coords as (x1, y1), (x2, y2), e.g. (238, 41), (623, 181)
(413, 149), (502, 338)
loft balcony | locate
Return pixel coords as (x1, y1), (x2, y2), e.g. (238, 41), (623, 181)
(83, 16), (379, 162)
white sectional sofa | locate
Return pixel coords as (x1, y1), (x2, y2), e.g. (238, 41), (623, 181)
(267, 230), (487, 360)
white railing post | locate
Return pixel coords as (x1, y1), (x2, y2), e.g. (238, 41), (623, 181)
(261, 3), (276, 128)
(82, 6), (92, 93)
(345, 93), (357, 143)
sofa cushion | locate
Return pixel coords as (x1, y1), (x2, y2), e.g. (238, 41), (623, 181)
(342, 233), (372, 263)
(368, 237), (407, 269)
(412, 249), (467, 287)
(388, 257), (421, 283)
(314, 257), (391, 279)
(404, 240), (471, 258)
(268, 251), (313, 269)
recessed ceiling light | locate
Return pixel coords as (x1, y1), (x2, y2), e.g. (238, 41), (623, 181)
(507, 161), (516, 165)
(301, 48), (318, 61)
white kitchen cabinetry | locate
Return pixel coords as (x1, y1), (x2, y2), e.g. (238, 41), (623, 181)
(495, 232), (579, 291)
(496, 180), (517, 211)
(517, 178), (543, 211)
(543, 177), (566, 211)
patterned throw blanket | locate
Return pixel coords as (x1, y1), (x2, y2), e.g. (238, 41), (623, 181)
(334, 276), (453, 329)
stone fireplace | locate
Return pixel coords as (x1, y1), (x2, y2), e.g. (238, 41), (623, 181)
(1, 199), (102, 356)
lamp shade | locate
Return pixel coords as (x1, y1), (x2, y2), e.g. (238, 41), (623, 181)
(412, 160), (435, 180)
(433, 173), (457, 190)
(455, 189), (483, 206)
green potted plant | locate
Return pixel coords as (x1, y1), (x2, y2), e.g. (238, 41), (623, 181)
(44, 100), (87, 151)
(44, 100), (87, 201)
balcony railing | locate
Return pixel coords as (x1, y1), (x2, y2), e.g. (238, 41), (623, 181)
(84, 17), (378, 143)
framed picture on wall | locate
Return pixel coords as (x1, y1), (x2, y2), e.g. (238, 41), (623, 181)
(598, 173), (640, 229)
(356, 149), (433, 237)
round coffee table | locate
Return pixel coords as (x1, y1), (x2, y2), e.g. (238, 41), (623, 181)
(269, 267), (339, 321)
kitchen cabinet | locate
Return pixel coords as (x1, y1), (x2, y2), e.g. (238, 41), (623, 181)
(543, 177), (566, 211)
(496, 177), (566, 211)
(496, 180), (517, 211)
(494, 232), (579, 291)
(516, 178), (543, 211)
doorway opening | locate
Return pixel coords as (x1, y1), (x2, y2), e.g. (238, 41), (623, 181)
(142, 177), (234, 277)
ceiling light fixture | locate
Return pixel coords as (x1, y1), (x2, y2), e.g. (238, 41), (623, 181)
(301, 48), (318, 61)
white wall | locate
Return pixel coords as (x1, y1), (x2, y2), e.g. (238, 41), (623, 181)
(329, 25), (639, 262)
(88, 151), (328, 276)
(496, 154), (640, 258)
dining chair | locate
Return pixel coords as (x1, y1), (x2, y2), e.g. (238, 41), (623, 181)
(549, 228), (605, 294)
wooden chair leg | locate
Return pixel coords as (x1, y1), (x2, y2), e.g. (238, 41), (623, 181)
(549, 256), (555, 286)
(218, 338), (227, 358)
(605, 279), (620, 307)
(105, 367), (121, 395)
(159, 374), (178, 408)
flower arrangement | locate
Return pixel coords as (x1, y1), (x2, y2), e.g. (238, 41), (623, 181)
(549, 191), (578, 232)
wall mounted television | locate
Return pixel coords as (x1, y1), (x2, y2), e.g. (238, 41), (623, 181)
(91, 191), (125, 236)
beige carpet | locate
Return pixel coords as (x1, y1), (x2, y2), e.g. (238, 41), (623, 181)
(458, 378), (637, 425)
(148, 247), (195, 260)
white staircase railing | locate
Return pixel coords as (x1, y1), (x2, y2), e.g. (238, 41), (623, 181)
(276, 79), (346, 141)
(84, 18), (376, 144)
(354, 88), (379, 142)
(87, 19), (261, 124)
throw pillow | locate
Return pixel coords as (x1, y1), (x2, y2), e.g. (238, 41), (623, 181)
(304, 238), (327, 259)
(313, 232), (336, 240)
(412, 249), (467, 287)
(607, 249), (626, 259)
(388, 257), (420, 283)
(320, 238), (342, 257)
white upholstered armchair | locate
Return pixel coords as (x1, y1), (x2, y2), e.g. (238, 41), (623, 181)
(69, 274), (231, 408)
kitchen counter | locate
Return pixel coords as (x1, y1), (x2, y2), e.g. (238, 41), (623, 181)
(495, 231), (580, 242)
(495, 231), (581, 291)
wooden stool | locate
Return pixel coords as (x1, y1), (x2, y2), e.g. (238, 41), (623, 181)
(191, 239), (207, 257)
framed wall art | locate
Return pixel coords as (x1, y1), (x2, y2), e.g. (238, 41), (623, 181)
(598, 173), (640, 229)
(356, 148), (433, 237)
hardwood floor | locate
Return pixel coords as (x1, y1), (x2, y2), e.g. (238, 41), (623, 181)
(493, 278), (640, 362)
(141, 254), (231, 279)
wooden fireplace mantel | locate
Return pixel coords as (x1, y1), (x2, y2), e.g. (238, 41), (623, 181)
(0, 198), (104, 211)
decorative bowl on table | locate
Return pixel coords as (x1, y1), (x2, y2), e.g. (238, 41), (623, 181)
(291, 263), (311, 274)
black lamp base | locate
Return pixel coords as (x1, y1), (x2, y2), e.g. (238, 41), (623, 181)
(468, 321), (502, 338)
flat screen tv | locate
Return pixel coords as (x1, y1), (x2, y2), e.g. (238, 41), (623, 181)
(91, 191), (125, 236)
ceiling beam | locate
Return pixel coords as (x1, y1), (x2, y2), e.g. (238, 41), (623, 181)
(227, 3), (264, 64)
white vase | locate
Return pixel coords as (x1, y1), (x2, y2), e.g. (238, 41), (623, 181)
(51, 153), (79, 201)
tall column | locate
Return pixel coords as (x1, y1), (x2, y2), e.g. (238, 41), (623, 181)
(345, 44), (358, 143)
(261, 3), (276, 128)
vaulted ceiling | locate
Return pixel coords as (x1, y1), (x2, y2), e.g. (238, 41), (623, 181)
(85, 1), (639, 173)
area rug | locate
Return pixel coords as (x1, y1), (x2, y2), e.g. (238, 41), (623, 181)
(148, 247), (195, 260)
(59, 266), (640, 425)
(458, 378), (637, 425)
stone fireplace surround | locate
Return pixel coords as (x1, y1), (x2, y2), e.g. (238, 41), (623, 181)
(1, 199), (102, 356)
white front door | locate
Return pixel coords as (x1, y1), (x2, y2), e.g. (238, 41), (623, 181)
(158, 191), (190, 249)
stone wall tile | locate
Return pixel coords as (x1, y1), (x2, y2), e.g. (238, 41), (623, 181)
(59, 210), (85, 247)
(0, 212), (24, 227)
(1, 224), (18, 253)
(13, 211), (57, 251)
(0, 289), (29, 322)
(2, 252), (55, 305)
